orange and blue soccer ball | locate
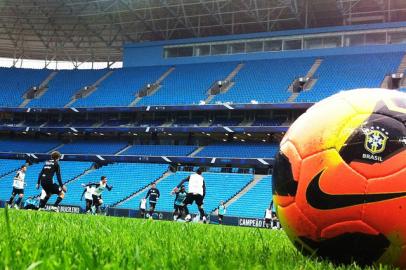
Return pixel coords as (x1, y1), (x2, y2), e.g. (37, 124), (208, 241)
(273, 88), (406, 267)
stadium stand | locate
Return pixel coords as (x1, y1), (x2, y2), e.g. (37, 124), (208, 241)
(27, 69), (108, 108)
(211, 58), (315, 104)
(137, 62), (237, 106)
(59, 163), (168, 206)
(196, 143), (279, 158)
(0, 67), (50, 107)
(58, 140), (128, 154)
(0, 161), (93, 202)
(226, 175), (272, 218)
(122, 145), (196, 156)
(0, 159), (26, 178)
(120, 171), (254, 214)
(296, 52), (403, 102)
(73, 66), (169, 107)
(0, 138), (59, 153)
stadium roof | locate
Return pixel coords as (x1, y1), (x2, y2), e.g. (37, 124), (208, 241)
(0, 0), (406, 64)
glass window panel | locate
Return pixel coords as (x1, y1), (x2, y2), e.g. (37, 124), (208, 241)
(365, 32), (386, 45)
(304, 38), (323, 49)
(194, 45), (210, 56)
(211, 44), (228, 55)
(344, 34), (365, 46)
(230, 42), (245, 54)
(284, 39), (302, 50)
(246, 41), (263, 52)
(389, 31), (406, 44)
(264, 40), (282, 51)
(323, 36), (341, 48)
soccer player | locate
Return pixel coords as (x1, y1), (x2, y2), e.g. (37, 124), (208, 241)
(139, 198), (147, 218)
(84, 176), (113, 214)
(172, 185), (187, 220)
(264, 204), (273, 229)
(80, 183), (95, 213)
(145, 182), (160, 218)
(7, 164), (27, 209)
(218, 200), (226, 225)
(23, 196), (39, 210)
(36, 151), (66, 211)
(173, 168), (207, 223)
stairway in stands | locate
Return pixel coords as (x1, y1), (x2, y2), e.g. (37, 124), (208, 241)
(287, 58), (322, 102)
(65, 70), (114, 107)
(204, 63), (244, 104)
(20, 71), (58, 108)
(129, 67), (175, 107)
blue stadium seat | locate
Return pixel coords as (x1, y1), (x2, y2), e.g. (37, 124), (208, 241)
(0, 138), (60, 153)
(122, 145), (196, 156)
(197, 143), (278, 158)
(58, 140), (128, 155)
(226, 176), (272, 218)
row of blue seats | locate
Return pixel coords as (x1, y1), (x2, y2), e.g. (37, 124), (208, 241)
(0, 52), (402, 107)
(0, 139), (279, 158)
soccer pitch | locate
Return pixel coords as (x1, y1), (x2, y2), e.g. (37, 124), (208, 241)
(0, 209), (397, 270)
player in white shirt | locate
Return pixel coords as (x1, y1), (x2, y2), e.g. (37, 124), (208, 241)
(81, 184), (96, 213)
(83, 176), (113, 214)
(139, 198), (147, 218)
(7, 164), (27, 209)
(173, 168), (207, 223)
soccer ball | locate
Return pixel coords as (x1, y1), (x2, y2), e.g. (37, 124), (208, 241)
(273, 89), (406, 267)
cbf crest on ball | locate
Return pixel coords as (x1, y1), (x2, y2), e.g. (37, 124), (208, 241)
(272, 88), (406, 267)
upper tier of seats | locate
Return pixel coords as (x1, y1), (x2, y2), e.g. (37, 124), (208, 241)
(0, 138), (60, 153)
(58, 140), (128, 155)
(196, 143), (279, 158)
(212, 58), (315, 104)
(73, 66), (169, 107)
(0, 68), (50, 107)
(0, 52), (402, 108)
(122, 145), (196, 156)
(28, 69), (108, 108)
(296, 52), (403, 102)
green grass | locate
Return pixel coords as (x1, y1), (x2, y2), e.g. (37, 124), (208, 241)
(0, 208), (398, 270)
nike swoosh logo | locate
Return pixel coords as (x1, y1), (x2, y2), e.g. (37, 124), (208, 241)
(306, 170), (406, 210)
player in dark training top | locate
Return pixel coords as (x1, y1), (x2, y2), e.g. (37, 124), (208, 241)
(36, 151), (66, 211)
(145, 182), (160, 217)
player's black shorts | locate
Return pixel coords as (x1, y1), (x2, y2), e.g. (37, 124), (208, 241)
(42, 183), (61, 195)
(92, 194), (102, 205)
(265, 218), (271, 224)
(218, 214), (224, 219)
(183, 193), (204, 207)
(174, 204), (183, 212)
(12, 187), (24, 195)
(149, 202), (156, 208)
